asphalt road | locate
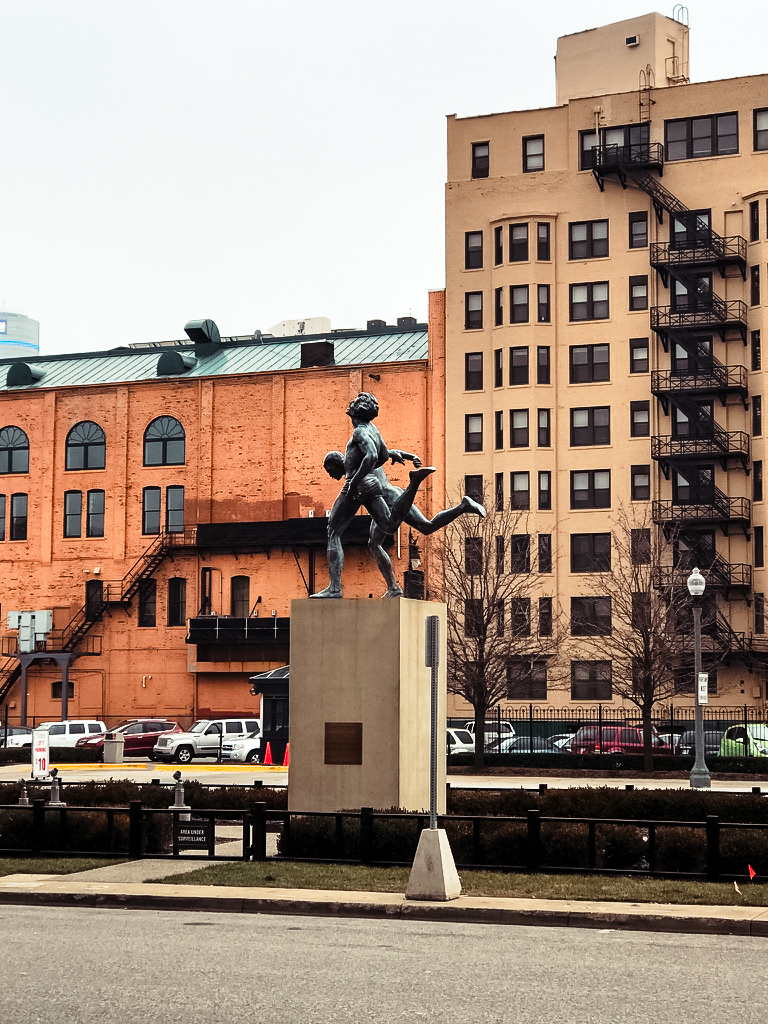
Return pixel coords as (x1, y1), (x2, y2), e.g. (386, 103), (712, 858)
(1, 905), (766, 1024)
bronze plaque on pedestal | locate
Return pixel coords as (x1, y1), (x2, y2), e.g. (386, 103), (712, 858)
(324, 722), (363, 764)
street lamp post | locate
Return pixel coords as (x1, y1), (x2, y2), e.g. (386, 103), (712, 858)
(686, 567), (711, 789)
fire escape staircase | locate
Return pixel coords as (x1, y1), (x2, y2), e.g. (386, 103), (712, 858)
(651, 394), (750, 475)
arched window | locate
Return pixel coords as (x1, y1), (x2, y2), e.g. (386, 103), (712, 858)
(231, 576), (250, 617)
(66, 421), (106, 470)
(0, 426), (29, 474)
(144, 416), (185, 466)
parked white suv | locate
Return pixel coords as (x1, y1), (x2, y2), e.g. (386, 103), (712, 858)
(464, 719), (516, 750)
(153, 717), (261, 763)
(36, 720), (107, 748)
(221, 727), (262, 763)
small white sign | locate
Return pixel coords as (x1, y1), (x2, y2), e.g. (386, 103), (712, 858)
(32, 730), (50, 778)
(697, 672), (709, 705)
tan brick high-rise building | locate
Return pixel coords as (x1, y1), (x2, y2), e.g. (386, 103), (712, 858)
(445, 12), (768, 716)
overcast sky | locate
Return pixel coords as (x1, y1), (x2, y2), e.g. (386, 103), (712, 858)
(1, 0), (765, 355)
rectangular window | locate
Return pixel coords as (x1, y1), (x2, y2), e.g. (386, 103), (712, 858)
(465, 414), (483, 452)
(630, 337), (649, 373)
(632, 591), (651, 632)
(167, 577), (187, 627)
(510, 534), (530, 573)
(511, 597), (531, 637)
(494, 473), (503, 512)
(751, 265), (761, 306)
(571, 596), (611, 635)
(494, 348), (503, 386)
(507, 658), (547, 700)
(537, 284), (550, 323)
(631, 528), (651, 565)
(631, 464), (651, 501)
(10, 493), (26, 541)
(142, 486), (161, 535)
(471, 142), (489, 179)
(537, 346), (550, 384)
(629, 275), (648, 310)
(465, 352), (483, 390)
(537, 222), (550, 261)
(754, 109), (768, 151)
(570, 407), (610, 446)
(539, 596), (553, 636)
(138, 578), (157, 627)
(571, 661), (612, 701)
(579, 122), (649, 171)
(571, 470), (610, 509)
(754, 460), (763, 502)
(538, 534), (552, 573)
(464, 598), (483, 636)
(750, 201), (760, 242)
(523, 135), (544, 173)
(665, 113), (738, 161)
(510, 409), (529, 447)
(465, 536), (483, 575)
(569, 344), (610, 383)
(569, 282), (609, 321)
(630, 401), (650, 437)
(538, 471), (551, 511)
(86, 489), (105, 538)
(166, 486), (184, 533)
(756, 525), (764, 569)
(0, 494), (5, 541)
(537, 409), (550, 447)
(671, 210), (711, 249)
(465, 291), (483, 330)
(753, 395), (762, 437)
(64, 490), (82, 538)
(571, 533), (611, 572)
(494, 225), (503, 264)
(509, 346), (529, 385)
(752, 330), (761, 372)
(629, 211), (648, 248)
(465, 475), (484, 503)
(494, 287), (503, 326)
(510, 285), (529, 323)
(510, 472), (530, 510)
(569, 220), (608, 259)
(496, 535), (505, 575)
(756, 593), (765, 635)
(465, 231), (483, 269)
(509, 224), (529, 262)
(494, 410), (504, 450)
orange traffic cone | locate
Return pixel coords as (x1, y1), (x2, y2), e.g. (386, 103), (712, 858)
(282, 743), (290, 767)
(263, 741), (273, 765)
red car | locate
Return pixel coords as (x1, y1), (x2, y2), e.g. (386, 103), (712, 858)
(76, 719), (181, 759)
(570, 724), (671, 755)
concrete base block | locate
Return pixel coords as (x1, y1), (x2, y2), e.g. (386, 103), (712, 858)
(405, 828), (461, 902)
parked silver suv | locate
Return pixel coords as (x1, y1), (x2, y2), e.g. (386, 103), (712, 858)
(153, 717), (261, 763)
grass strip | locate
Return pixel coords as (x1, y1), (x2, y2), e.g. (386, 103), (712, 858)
(151, 860), (768, 907)
(0, 857), (125, 876)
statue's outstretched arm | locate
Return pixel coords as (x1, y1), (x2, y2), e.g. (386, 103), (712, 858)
(388, 449), (422, 468)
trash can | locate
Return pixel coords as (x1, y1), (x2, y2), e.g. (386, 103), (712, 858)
(103, 731), (125, 763)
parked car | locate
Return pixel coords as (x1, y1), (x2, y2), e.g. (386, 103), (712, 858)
(676, 730), (723, 757)
(494, 735), (563, 754)
(153, 717), (261, 763)
(718, 724), (768, 758)
(549, 732), (576, 751)
(0, 726), (32, 748)
(446, 727), (475, 755)
(221, 727), (262, 763)
(465, 719), (516, 749)
(35, 720), (107, 748)
(75, 719), (181, 759)
(571, 724), (671, 755)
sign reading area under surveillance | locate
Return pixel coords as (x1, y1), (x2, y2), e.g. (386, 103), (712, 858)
(32, 730), (50, 778)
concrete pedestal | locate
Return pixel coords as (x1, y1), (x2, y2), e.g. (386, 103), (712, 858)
(288, 598), (446, 813)
(405, 828), (462, 901)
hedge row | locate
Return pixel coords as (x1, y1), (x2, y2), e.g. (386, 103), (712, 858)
(449, 752), (768, 774)
(0, 778), (288, 811)
(0, 747), (102, 765)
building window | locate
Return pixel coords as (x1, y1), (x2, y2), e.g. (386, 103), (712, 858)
(571, 533), (611, 573)
(631, 528), (651, 565)
(754, 109), (768, 151)
(630, 337), (649, 373)
(579, 122), (649, 171)
(750, 201), (760, 242)
(229, 575), (250, 616)
(471, 142), (489, 179)
(511, 597), (531, 637)
(754, 460), (763, 502)
(671, 210), (711, 248)
(751, 265), (761, 307)
(465, 475), (484, 503)
(0, 494), (5, 541)
(570, 407), (610, 447)
(629, 212), (648, 248)
(571, 470), (610, 509)
(570, 344), (609, 383)
(142, 486), (161, 535)
(465, 352), (483, 390)
(756, 526), (765, 569)
(538, 534), (552, 575)
(632, 591), (651, 632)
(571, 660), (612, 700)
(494, 288), (503, 326)
(539, 596), (553, 635)
(0, 426), (29, 474)
(537, 409), (550, 447)
(509, 346), (529, 385)
(87, 489), (105, 538)
(510, 534), (530, 573)
(756, 593), (765, 635)
(166, 485), (184, 533)
(494, 348), (503, 386)
(144, 416), (185, 466)
(10, 493), (27, 540)
(511, 472), (530, 509)
(571, 596), (611, 636)
(523, 135), (544, 173)
(753, 396), (762, 437)
(537, 346), (550, 384)
(569, 220), (608, 259)
(629, 275), (648, 310)
(494, 473), (503, 512)
(465, 292), (483, 330)
(510, 410), (529, 447)
(537, 223), (550, 261)
(752, 330), (761, 371)
(65, 421), (106, 471)
(538, 471), (551, 511)
(494, 410), (504, 450)
(507, 658), (547, 700)
(630, 401), (650, 437)
(64, 490), (82, 538)
(464, 598), (483, 636)
(465, 231), (483, 269)
(631, 464), (651, 501)
(465, 415), (483, 452)
(138, 578), (157, 627)
(168, 577), (187, 627)
(537, 285), (550, 323)
(496, 535), (505, 574)
(665, 113), (739, 161)
(510, 286), (529, 323)
(494, 225), (503, 265)
(569, 282), (609, 321)
(509, 224), (529, 262)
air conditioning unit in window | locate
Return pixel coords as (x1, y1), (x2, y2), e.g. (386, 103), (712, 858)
(625, 34), (640, 46)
